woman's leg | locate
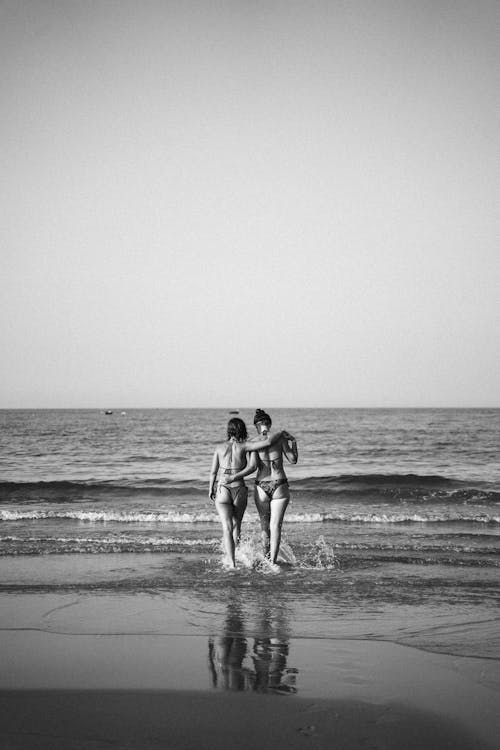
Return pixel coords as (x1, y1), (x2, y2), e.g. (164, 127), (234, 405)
(254, 487), (271, 558)
(232, 485), (248, 547)
(215, 488), (236, 567)
(269, 487), (290, 564)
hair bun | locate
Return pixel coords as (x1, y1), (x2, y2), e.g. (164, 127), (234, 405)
(254, 408), (271, 425)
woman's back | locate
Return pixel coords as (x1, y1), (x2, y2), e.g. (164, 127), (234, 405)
(255, 439), (286, 481)
(218, 440), (248, 472)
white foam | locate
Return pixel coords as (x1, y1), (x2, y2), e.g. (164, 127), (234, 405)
(300, 536), (340, 570)
(234, 537), (265, 569)
(0, 509), (217, 523)
(1, 509), (499, 524)
(0, 534), (215, 547)
(278, 541), (297, 564)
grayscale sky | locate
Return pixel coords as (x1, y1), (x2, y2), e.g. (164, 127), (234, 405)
(2, 0), (499, 408)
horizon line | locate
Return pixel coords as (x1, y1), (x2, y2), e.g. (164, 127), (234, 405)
(1, 405), (499, 411)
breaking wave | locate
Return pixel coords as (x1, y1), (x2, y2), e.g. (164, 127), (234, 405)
(1, 508), (499, 524)
(1, 474), (499, 505)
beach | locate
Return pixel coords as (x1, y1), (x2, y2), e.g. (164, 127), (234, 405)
(1, 408), (499, 748)
(1, 590), (499, 749)
(1, 589), (499, 750)
(3, 0), (499, 743)
(0, 690), (491, 750)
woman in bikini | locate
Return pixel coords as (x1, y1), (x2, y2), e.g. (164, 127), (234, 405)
(208, 417), (285, 568)
(231, 409), (298, 565)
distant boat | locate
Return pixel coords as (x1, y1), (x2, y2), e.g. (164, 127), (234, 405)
(229, 410), (239, 414)
(121, 411), (127, 415)
(105, 410), (113, 415)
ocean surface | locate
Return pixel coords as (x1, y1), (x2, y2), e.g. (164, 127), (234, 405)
(1, 408), (499, 665)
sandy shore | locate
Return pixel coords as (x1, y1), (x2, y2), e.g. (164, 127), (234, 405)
(0, 689), (490, 750)
(1, 592), (499, 750)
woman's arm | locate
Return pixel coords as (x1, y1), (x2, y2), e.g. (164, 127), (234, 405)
(231, 452), (258, 483)
(208, 450), (219, 500)
(243, 430), (285, 453)
(283, 436), (298, 464)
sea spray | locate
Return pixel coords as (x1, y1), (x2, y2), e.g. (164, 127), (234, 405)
(234, 536), (338, 572)
(232, 536), (295, 573)
(277, 541), (297, 565)
(235, 535), (266, 570)
(301, 536), (341, 570)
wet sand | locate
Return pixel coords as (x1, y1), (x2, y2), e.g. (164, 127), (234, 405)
(0, 689), (490, 750)
(1, 593), (499, 749)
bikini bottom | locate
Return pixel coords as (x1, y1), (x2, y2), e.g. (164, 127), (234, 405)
(216, 483), (248, 506)
(255, 477), (288, 501)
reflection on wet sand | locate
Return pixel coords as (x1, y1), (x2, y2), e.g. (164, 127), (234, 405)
(252, 635), (297, 694)
(208, 598), (298, 694)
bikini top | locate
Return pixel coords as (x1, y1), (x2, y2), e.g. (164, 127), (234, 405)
(259, 455), (281, 464)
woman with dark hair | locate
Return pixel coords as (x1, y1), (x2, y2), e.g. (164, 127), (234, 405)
(209, 417), (285, 568)
(231, 409), (298, 566)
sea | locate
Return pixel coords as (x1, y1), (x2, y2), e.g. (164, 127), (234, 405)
(1, 407), (499, 667)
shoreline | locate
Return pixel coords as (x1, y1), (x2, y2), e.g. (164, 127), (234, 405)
(1, 612), (499, 749)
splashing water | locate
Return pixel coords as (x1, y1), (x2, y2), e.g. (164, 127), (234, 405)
(232, 536), (297, 572)
(301, 536), (341, 570)
(233, 535), (338, 571)
(235, 535), (267, 569)
(277, 541), (297, 565)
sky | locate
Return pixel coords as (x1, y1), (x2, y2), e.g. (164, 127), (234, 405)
(1, 0), (499, 408)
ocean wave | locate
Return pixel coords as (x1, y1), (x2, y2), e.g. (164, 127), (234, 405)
(0, 509), (216, 523)
(298, 473), (458, 487)
(325, 541), (499, 555)
(1, 509), (499, 524)
(292, 475), (500, 505)
(285, 511), (500, 524)
(0, 535), (218, 555)
(0, 479), (202, 502)
(1, 535), (215, 545)
(2, 536), (496, 555)
(1, 535), (497, 566)
(127, 455), (166, 462)
(2, 475), (498, 505)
